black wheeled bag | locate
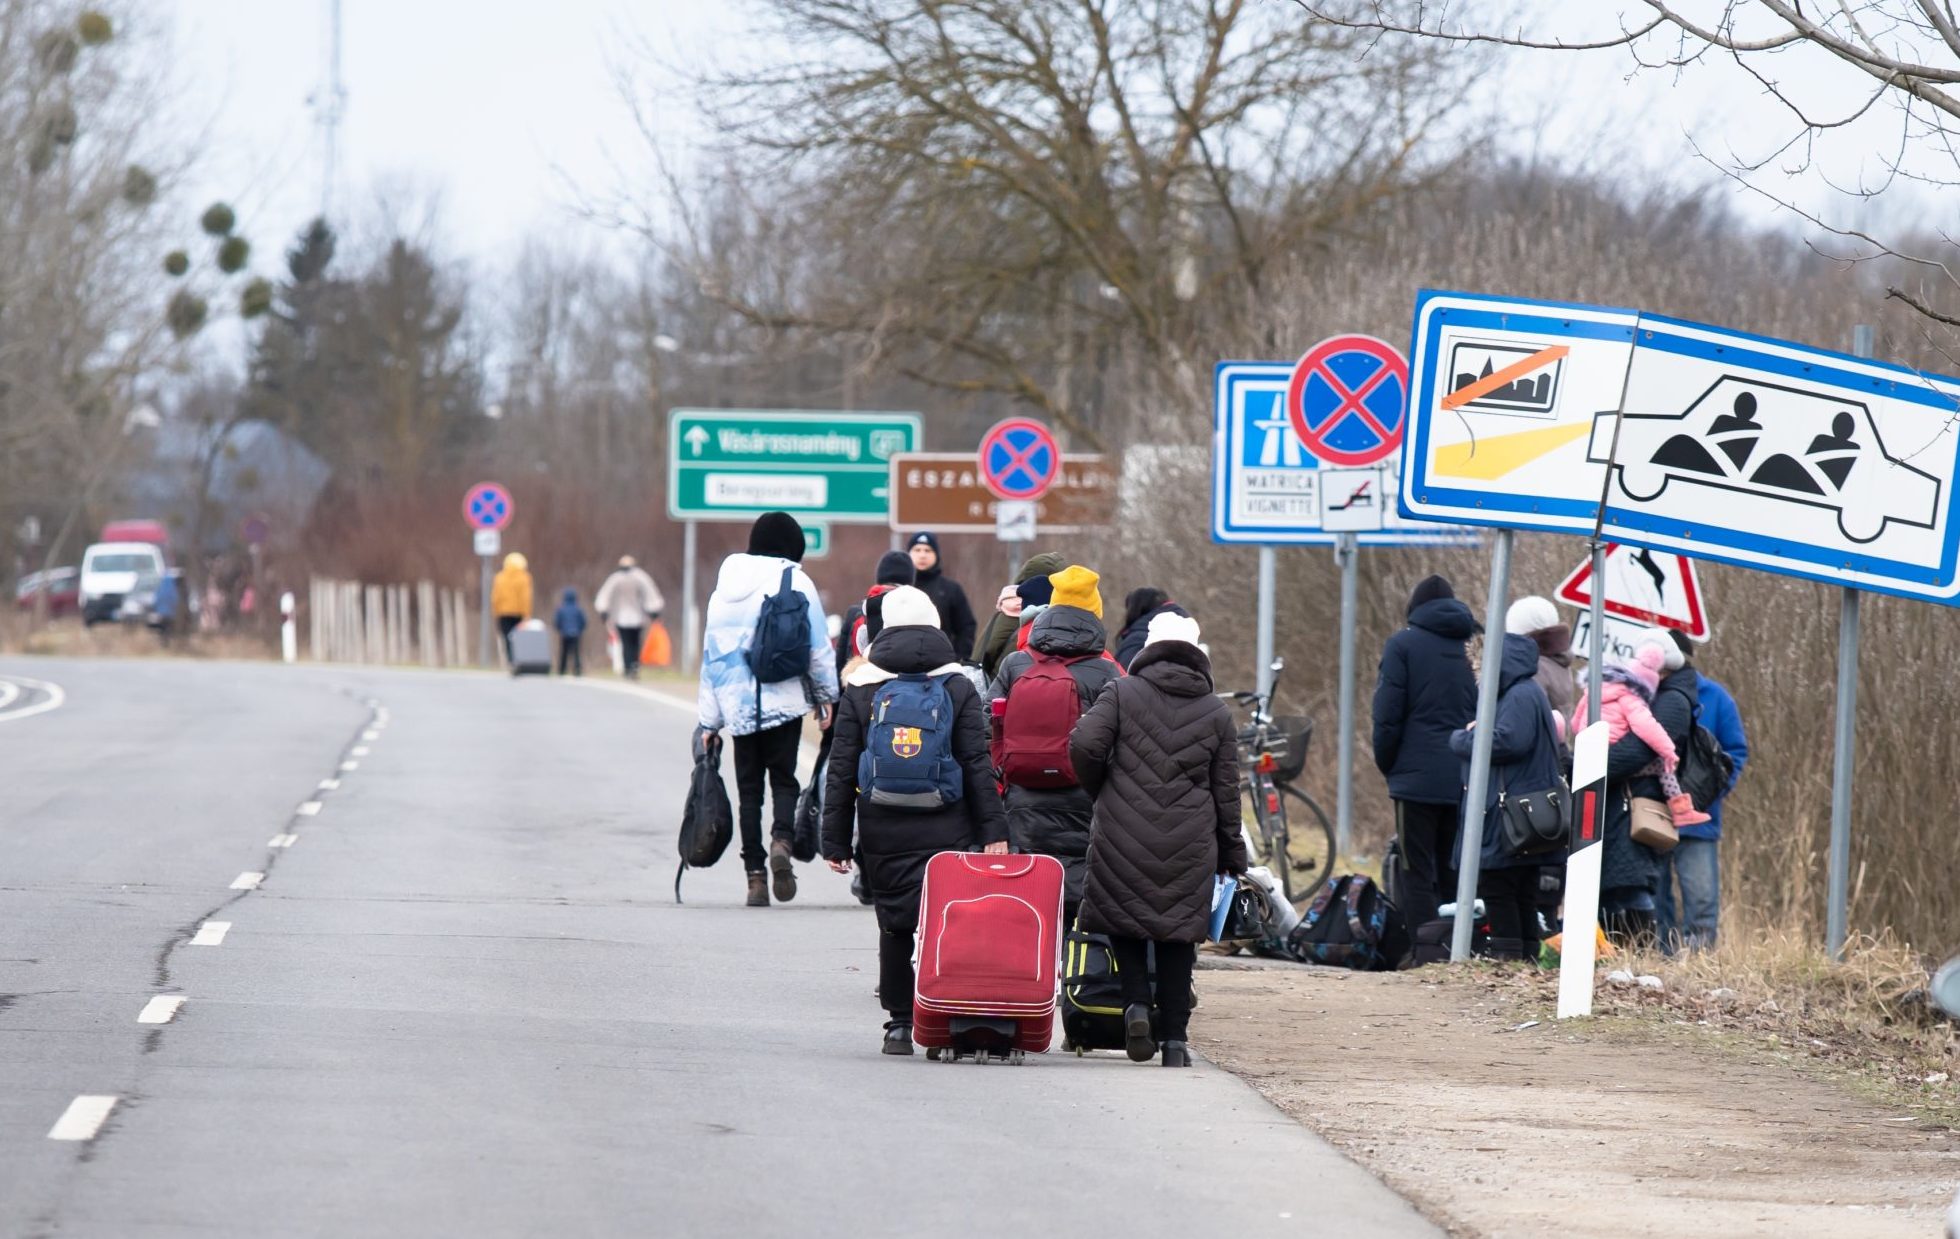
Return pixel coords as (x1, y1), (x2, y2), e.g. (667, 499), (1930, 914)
(1061, 923), (1155, 1052)
(1411, 916), (1519, 965)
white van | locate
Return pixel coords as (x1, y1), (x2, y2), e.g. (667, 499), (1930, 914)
(80, 541), (167, 626)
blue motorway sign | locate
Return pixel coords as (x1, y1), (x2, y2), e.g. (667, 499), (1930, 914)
(1401, 290), (1960, 605)
(1213, 359), (1475, 546)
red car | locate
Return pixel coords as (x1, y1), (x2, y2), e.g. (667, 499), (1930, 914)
(15, 566), (80, 617)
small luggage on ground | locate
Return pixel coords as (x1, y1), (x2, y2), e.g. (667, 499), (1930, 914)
(1411, 914), (1514, 965)
(1061, 919), (1152, 1053)
(508, 618), (552, 676)
(914, 852), (1064, 1060)
(675, 728), (734, 903)
(790, 734), (830, 863)
(1287, 874), (1404, 971)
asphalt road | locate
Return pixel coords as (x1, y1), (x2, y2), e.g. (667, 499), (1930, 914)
(0, 657), (1438, 1238)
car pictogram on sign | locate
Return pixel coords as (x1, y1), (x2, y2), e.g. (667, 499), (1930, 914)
(1588, 376), (1942, 545)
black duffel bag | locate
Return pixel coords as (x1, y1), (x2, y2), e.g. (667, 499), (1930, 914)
(675, 728), (733, 903)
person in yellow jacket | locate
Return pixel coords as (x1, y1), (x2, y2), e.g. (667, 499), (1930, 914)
(491, 552), (534, 664)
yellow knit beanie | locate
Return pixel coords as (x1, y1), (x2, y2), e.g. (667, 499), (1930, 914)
(1048, 565), (1103, 619)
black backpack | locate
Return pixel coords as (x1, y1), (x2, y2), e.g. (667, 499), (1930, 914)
(1287, 875), (1405, 971)
(747, 566), (812, 686)
(1667, 688), (1736, 812)
(675, 729), (733, 903)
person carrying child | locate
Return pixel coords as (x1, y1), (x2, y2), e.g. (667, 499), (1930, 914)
(1574, 642), (1711, 830)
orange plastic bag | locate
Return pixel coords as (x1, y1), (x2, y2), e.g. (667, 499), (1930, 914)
(642, 621), (673, 668)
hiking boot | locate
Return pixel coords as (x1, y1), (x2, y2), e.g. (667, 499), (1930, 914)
(1123, 1002), (1157, 1063)
(1161, 1041), (1191, 1068)
(745, 872), (769, 907)
(769, 839), (797, 903)
(882, 1020), (915, 1055)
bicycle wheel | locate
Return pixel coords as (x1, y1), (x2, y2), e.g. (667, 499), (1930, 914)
(1280, 784), (1336, 905)
(1241, 776), (1293, 902)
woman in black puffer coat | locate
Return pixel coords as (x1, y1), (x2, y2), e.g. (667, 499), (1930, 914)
(821, 586), (1009, 1055)
(1069, 613), (1246, 1068)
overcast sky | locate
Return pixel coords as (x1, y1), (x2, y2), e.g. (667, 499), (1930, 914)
(162, 2), (1917, 275)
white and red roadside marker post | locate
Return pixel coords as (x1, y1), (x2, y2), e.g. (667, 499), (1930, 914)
(1558, 721), (1610, 1018)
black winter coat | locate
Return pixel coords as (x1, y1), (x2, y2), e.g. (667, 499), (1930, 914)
(1069, 641), (1248, 943)
(1449, 634), (1567, 871)
(1113, 600), (1190, 671)
(820, 624), (1009, 933)
(1599, 665), (1699, 896)
(1372, 597), (1481, 804)
(989, 606), (1123, 906)
(913, 567), (977, 662)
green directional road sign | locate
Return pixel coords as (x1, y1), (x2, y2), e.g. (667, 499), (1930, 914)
(802, 523), (830, 559)
(667, 410), (923, 525)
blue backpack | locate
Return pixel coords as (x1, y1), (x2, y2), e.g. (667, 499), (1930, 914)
(859, 674), (964, 811)
(747, 566), (812, 686)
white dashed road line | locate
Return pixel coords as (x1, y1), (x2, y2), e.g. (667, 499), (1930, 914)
(229, 873), (263, 891)
(339, 761), (358, 772)
(318, 778), (340, 791)
(296, 801), (322, 817)
(350, 746), (370, 756)
(361, 729), (379, 741)
(269, 834), (297, 848)
(48, 1095), (118, 1141)
(137, 996), (186, 1025)
(189, 921), (230, 946)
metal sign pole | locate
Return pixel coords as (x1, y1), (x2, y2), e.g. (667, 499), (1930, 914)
(1334, 532), (1359, 856)
(682, 519), (699, 675)
(1828, 323), (1874, 960)
(1255, 545), (1277, 701)
(477, 553), (492, 667)
(1587, 544), (1606, 721)
(1451, 528), (1513, 961)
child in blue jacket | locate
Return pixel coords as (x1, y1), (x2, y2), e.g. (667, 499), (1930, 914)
(554, 587), (587, 676)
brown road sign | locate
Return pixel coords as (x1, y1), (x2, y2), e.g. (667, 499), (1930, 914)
(889, 453), (1114, 533)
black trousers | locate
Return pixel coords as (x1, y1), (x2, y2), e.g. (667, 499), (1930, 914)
(880, 928), (915, 1022)
(1109, 937), (1197, 1042)
(733, 719), (802, 872)
(1395, 799), (1458, 930)
(496, 615), (520, 663)
(1477, 866), (1543, 960)
(617, 625), (644, 677)
(557, 634), (582, 675)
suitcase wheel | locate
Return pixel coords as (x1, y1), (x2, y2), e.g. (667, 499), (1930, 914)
(926, 1047), (945, 1062)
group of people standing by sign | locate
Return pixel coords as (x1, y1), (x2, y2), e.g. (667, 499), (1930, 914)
(1372, 577), (1748, 960)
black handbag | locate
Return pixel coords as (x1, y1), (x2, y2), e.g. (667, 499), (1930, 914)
(1496, 704), (1570, 859)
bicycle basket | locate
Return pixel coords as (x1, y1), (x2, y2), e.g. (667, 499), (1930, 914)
(1269, 716), (1314, 784)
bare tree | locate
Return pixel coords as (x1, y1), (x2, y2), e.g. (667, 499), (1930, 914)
(1293, 1), (1960, 334)
(625, 0), (1476, 447)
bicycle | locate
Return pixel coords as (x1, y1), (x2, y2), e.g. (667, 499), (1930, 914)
(1225, 656), (1336, 906)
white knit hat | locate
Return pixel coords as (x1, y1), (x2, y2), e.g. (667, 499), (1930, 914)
(1505, 595), (1560, 636)
(1145, 612), (1202, 648)
(1634, 627), (1685, 672)
(880, 585), (940, 631)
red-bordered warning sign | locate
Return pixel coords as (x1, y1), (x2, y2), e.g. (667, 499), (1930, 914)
(1555, 542), (1710, 639)
(978, 417), (1061, 501)
(1286, 334), (1410, 468)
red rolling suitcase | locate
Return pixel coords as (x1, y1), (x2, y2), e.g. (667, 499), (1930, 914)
(913, 852), (1064, 1062)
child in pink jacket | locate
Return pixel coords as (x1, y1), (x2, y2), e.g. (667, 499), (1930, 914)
(1572, 644), (1710, 828)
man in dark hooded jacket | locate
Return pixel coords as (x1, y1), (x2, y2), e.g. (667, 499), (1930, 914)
(1371, 574), (1480, 931)
(974, 551), (1066, 679)
(988, 594), (1122, 924)
(906, 531), (977, 658)
(821, 585), (1008, 1055)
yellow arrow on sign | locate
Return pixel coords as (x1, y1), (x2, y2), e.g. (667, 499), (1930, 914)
(1431, 421), (1594, 481)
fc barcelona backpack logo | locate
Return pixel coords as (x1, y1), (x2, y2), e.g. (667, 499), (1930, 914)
(890, 726), (923, 759)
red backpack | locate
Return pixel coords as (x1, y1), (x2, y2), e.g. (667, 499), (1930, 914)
(998, 651), (1090, 789)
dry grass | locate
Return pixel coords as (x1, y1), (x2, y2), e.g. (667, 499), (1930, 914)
(0, 615), (278, 662)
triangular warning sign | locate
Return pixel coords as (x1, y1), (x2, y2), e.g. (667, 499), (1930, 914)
(1555, 543), (1709, 640)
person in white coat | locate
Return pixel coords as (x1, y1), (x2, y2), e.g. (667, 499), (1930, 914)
(595, 556), (665, 680)
(698, 512), (840, 906)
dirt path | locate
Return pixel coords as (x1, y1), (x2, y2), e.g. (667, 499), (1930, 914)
(1195, 962), (1955, 1238)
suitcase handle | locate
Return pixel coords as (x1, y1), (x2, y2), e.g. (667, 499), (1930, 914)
(954, 854), (1040, 879)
